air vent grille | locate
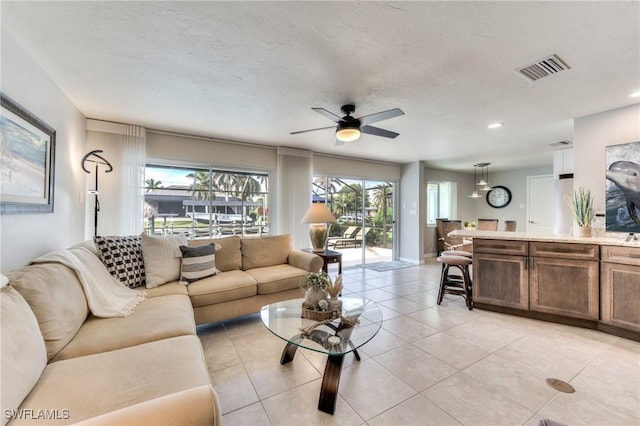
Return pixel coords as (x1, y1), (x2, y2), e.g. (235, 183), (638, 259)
(517, 54), (570, 81)
(550, 140), (573, 148)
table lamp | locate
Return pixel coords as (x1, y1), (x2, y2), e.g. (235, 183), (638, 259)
(301, 203), (336, 252)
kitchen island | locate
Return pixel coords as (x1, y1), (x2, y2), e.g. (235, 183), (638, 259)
(450, 230), (640, 341)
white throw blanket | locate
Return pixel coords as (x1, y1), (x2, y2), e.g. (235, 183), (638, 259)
(31, 247), (146, 317)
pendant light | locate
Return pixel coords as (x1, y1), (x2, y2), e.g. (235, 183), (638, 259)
(469, 165), (482, 198)
(479, 162), (492, 191)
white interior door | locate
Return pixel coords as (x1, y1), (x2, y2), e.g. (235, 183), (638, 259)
(527, 175), (553, 232)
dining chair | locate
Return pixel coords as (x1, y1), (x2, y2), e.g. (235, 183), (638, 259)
(504, 220), (517, 232)
(477, 218), (499, 231)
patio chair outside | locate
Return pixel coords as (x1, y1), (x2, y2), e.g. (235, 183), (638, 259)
(328, 226), (359, 248)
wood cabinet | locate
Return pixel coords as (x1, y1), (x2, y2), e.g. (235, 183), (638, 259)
(473, 239), (529, 309)
(601, 245), (640, 332)
(529, 242), (599, 320)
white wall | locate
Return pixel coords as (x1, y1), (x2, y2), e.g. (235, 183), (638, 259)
(574, 103), (640, 212)
(399, 161), (424, 263)
(1, 31), (86, 272)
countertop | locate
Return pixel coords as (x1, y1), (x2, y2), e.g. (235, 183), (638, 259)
(450, 229), (640, 248)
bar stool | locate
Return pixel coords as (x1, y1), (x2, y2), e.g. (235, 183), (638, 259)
(436, 254), (473, 310)
(441, 250), (472, 259)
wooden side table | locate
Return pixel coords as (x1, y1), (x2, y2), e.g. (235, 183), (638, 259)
(302, 249), (343, 275)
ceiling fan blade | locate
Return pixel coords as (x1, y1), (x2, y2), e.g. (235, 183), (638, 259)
(312, 107), (344, 123)
(335, 138), (345, 147)
(360, 125), (400, 139)
(290, 125), (336, 135)
(358, 108), (404, 126)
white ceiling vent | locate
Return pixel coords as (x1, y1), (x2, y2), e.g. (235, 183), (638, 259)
(550, 140), (573, 148)
(517, 54), (570, 81)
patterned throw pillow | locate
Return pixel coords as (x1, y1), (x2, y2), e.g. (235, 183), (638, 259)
(94, 235), (146, 288)
(179, 244), (219, 284)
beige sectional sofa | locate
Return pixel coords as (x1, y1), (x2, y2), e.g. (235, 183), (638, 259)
(1, 234), (322, 425)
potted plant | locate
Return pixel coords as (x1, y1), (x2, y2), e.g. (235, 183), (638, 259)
(464, 221), (477, 230)
(299, 271), (329, 308)
(565, 187), (595, 237)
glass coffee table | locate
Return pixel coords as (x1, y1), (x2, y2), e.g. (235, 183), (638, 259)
(260, 297), (382, 414)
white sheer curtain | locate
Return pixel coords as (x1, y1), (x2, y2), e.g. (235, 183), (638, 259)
(120, 125), (146, 235)
(276, 147), (312, 249)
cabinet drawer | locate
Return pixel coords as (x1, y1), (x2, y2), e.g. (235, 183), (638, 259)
(530, 242), (598, 260)
(601, 245), (640, 266)
(473, 239), (528, 256)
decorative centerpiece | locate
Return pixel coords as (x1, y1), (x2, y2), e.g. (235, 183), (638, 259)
(464, 221), (477, 230)
(299, 271), (342, 321)
(565, 187), (595, 237)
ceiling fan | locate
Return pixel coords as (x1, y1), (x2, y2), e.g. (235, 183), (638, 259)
(290, 104), (404, 146)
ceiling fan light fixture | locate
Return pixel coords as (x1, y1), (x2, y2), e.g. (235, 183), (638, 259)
(336, 126), (361, 142)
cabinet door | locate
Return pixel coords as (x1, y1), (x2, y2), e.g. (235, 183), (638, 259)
(601, 262), (640, 332)
(530, 257), (599, 320)
(473, 253), (528, 309)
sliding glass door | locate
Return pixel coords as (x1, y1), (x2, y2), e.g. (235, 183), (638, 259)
(313, 176), (396, 269)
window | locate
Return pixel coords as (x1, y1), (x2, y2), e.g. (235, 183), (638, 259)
(426, 181), (456, 226)
(144, 164), (269, 238)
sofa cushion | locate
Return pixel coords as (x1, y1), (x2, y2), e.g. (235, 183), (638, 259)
(141, 233), (187, 288)
(15, 335), (210, 425)
(189, 235), (241, 272)
(1, 285), (47, 426)
(7, 263), (89, 361)
(179, 243), (219, 283)
(245, 264), (309, 295)
(187, 270), (257, 307)
(52, 294), (195, 361)
(94, 235), (146, 288)
(241, 234), (291, 270)
(140, 282), (188, 298)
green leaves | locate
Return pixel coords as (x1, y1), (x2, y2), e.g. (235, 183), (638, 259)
(565, 187), (595, 228)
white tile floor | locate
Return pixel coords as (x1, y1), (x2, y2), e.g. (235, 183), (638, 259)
(197, 259), (640, 426)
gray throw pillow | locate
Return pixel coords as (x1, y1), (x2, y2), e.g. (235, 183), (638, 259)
(179, 243), (220, 284)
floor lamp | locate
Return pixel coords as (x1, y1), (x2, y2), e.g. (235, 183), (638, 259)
(82, 150), (113, 237)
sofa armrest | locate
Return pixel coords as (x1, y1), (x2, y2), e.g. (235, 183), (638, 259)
(72, 385), (221, 426)
(288, 249), (323, 272)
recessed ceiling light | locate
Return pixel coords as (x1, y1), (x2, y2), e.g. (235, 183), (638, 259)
(488, 123), (503, 129)
(631, 91), (640, 98)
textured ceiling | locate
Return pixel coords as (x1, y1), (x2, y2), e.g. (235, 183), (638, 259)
(2, 1), (639, 172)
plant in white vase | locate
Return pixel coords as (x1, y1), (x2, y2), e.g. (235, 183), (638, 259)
(325, 274), (344, 311)
(565, 187), (595, 237)
(299, 271), (329, 309)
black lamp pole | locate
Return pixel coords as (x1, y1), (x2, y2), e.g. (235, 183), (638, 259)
(81, 150), (113, 237)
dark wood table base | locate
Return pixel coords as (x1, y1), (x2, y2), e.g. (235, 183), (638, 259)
(279, 331), (360, 414)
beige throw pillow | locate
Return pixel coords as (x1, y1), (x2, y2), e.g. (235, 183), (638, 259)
(8, 263), (89, 361)
(1, 285), (47, 424)
(141, 233), (188, 288)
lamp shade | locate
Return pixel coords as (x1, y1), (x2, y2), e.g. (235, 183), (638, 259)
(301, 203), (336, 224)
(336, 127), (361, 142)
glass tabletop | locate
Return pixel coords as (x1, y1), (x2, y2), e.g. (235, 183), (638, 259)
(260, 297), (383, 356)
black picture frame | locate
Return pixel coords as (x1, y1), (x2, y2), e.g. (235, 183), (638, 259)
(0, 93), (56, 214)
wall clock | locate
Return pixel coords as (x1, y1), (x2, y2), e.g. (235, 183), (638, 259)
(486, 185), (512, 208)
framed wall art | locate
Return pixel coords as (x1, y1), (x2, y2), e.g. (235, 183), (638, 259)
(605, 140), (640, 233)
(1, 93), (56, 214)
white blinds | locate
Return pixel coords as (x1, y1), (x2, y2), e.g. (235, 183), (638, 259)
(120, 125), (146, 235)
(276, 147), (312, 250)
